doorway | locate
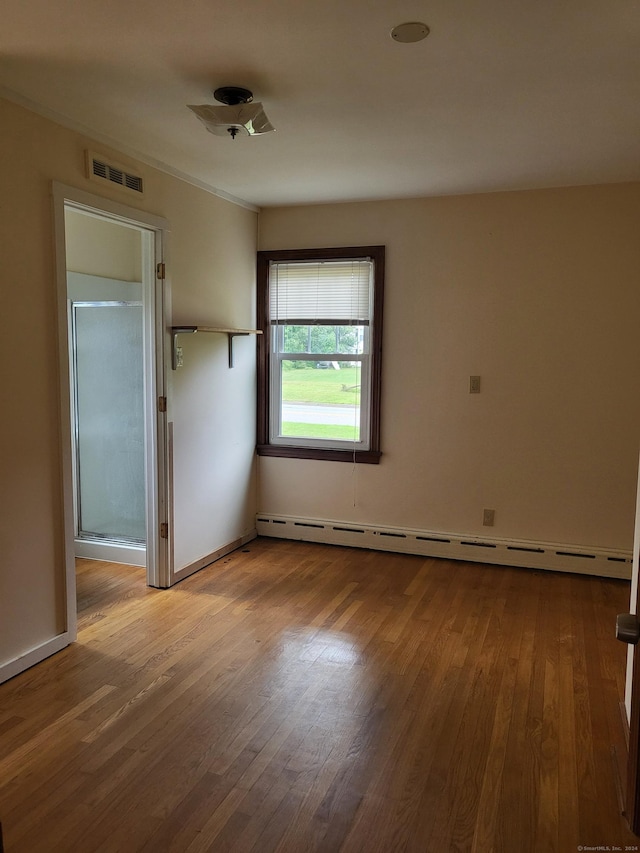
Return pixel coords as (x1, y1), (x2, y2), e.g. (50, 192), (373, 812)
(53, 184), (170, 625)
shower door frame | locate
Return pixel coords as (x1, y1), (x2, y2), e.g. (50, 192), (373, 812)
(70, 298), (147, 559)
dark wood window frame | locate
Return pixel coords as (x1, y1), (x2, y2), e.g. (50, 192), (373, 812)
(257, 245), (384, 463)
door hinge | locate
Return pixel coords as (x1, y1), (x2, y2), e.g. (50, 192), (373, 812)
(158, 396), (167, 412)
(156, 262), (166, 280)
(160, 522), (169, 539)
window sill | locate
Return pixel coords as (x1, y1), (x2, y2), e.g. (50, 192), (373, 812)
(256, 444), (381, 464)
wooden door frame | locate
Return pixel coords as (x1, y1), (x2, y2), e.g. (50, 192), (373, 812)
(627, 648), (640, 834)
(626, 602), (640, 832)
(622, 460), (640, 834)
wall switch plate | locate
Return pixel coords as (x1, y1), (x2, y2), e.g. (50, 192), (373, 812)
(483, 508), (495, 526)
(470, 375), (481, 393)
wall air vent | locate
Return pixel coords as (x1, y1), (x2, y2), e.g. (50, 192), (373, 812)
(86, 151), (144, 195)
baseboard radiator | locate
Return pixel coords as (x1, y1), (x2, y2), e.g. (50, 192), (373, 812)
(255, 514), (632, 580)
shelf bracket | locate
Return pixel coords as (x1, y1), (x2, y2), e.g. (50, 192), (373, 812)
(171, 326), (262, 370)
(171, 326), (197, 370)
(226, 332), (249, 368)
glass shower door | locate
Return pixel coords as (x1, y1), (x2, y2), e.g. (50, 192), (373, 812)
(72, 301), (146, 544)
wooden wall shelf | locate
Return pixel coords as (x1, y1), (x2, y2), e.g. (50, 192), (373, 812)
(171, 326), (262, 369)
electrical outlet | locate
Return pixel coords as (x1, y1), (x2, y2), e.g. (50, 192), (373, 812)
(483, 508), (495, 526)
(470, 375), (481, 393)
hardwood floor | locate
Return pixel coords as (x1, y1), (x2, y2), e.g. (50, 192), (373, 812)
(0, 538), (637, 852)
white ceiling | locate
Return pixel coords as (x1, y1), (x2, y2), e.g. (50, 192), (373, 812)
(2, 0), (639, 208)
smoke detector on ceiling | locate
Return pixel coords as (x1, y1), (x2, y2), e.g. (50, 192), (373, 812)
(187, 86), (275, 139)
(390, 22), (430, 43)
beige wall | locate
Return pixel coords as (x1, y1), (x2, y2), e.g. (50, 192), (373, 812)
(258, 185), (640, 550)
(0, 96), (258, 678)
(166, 172), (259, 571)
(65, 208), (142, 280)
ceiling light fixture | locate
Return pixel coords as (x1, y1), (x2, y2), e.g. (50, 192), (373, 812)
(188, 86), (275, 140)
(390, 22), (430, 43)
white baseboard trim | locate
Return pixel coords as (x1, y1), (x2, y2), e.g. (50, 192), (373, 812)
(172, 530), (258, 585)
(256, 514), (632, 580)
(75, 538), (146, 567)
(0, 632), (72, 685)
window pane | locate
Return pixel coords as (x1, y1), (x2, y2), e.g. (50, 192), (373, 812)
(280, 360), (361, 441)
(280, 324), (365, 355)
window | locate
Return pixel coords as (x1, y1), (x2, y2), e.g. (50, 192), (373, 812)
(257, 246), (384, 463)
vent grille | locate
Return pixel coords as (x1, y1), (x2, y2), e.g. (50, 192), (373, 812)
(125, 173), (144, 192)
(93, 160), (108, 180)
(87, 152), (144, 194)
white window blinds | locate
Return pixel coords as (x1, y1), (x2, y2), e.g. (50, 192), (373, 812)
(269, 259), (373, 324)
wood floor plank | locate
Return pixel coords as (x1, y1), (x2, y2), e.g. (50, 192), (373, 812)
(494, 568), (540, 848)
(0, 539), (637, 851)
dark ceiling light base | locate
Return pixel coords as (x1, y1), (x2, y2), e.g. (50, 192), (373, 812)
(213, 86), (254, 106)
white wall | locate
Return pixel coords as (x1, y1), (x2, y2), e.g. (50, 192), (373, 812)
(0, 95), (258, 681)
(258, 185), (640, 551)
